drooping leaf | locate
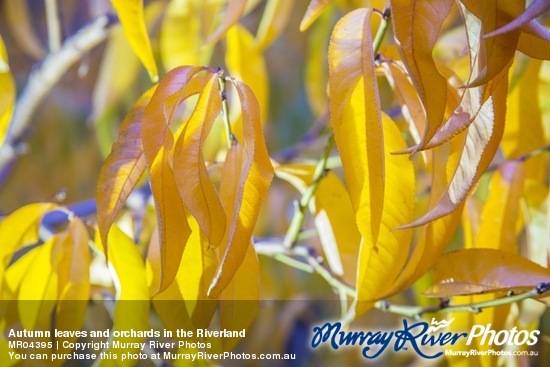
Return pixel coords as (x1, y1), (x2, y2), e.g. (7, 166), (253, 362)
(353, 113), (415, 317)
(97, 87), (155, 260)
(275, 164), (360, 285)
(173, 74), (226, 248)
(329, 8), (384, 246)
(484, 0), (550, 38)
(141, 66), (205, 291)
(401, 72), (509, 228)
(206, 0), (248, 45)
(208, 81), (274, 298)
(424, 249), (550, 297)
(300, 0), (333, 32)
(391, 0), (454, 149)
(517, 21), (550, 59)
(110, 0), (158, 82)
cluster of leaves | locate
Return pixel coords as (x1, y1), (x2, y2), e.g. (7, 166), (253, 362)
(0, 0), (549, 365)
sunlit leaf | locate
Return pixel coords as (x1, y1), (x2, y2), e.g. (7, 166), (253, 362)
(401, 72), (508, 228)
(391, 0), (453, 149)
(173, 74), (226, 247)
(142, 66), (205, 291)
(424, 249), (550, 297)
(275, 164), (360, 284)
(110, 0), (158, 82)
(300, 0), (333, 32)
(305, 10), (331, 117)
(329, 8), (384, 246)
(353, 113), (415, 317)
(97, 87), (155, 261)
(208, 81), (274, 298)
(206, 0), (248, 45)
(255, 0), (295, 49)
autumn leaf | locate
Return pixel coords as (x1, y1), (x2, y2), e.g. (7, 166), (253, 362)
(484, 0), (550, 38)
(517, 21), (550, 60)
(255, 0), (295, 49)
(142, 66), (205, 291)
(424, 249), (550, 297)
(110, 0), (158, 82)
(206, 0), (248, 45)
(0, 34), (15, 148)
(208, 81), (274, 298)
(173, 74), (226, 248)
(97, 87), (155, 260)
(391, 0), (454, 149)
(329, 8), (384, 246)
(300, 0), (333, 32)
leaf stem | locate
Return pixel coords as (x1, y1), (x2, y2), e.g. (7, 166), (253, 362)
(373, 8), (391, 54)
(283, 134), (335, 248)
(217, 69), (234, 148)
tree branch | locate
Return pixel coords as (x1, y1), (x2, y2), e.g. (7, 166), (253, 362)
(0, 14), (115, 176)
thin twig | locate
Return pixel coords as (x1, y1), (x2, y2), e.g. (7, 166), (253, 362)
(0, 15), (115, 176)
(217, 69), (235, 148)
(283, 134), (335, 248)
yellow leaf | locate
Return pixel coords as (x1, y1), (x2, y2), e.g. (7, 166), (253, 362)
(329, 8), (384, 246)
(353, 113), (415, 317)
(142, 66), (204, 291)
(208, 81), (274, 298)
(97, 87), (155, 261)
(110, 0), (158, 82)
(226, 24), (269, 128)
(402, 72), (509, 228)
(206, 0), (248, 45)
(275, 164), (360, 285)
(390, 0), (454, 149)
(219, 241), (259, 351)
(160, 0), (218, 70)
(476, 162), (525, 252)
(255, 0), (295, 49)
(300, 0), (333, 32)
(94, 226), (150, 365)
(425, 248), (550, 297)
(517, 21), (550, 60)
(173, 74), (226, 247)
(0, 203), (56, 295)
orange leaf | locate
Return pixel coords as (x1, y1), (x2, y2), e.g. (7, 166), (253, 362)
(329, 8), (384, 246)
(97, 87), (155, 259)
(424, 249), (550, 297)
(173, 74), (226, 247)
(484, 0), (550, 38)
(517, 21), (550, 59)
(208, 81), (274, 298)
(206, 0), (248, 45)
(142, 66), (204, 291)
(391, 0), (454, 149)
(300, 0), (333, 32)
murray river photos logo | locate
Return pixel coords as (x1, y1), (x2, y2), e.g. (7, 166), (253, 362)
(310, 318), (539, 359)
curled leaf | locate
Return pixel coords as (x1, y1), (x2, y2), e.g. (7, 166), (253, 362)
(425, 249), (550, 297)
(300, 0), (333, 32)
